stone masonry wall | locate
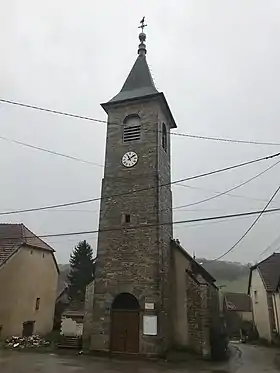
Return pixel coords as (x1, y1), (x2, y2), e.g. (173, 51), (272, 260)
(88, 97), (173, 355)
(83, 281), (95, 349)
(186, 272), (204, 355)
(186, 271), (215, 358)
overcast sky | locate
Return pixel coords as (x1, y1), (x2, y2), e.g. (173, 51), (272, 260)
(1, 0), (280, 264)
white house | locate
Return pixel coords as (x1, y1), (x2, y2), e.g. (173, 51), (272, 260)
(248, 253), (280, 342)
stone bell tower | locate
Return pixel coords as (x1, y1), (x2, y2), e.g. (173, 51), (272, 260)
(88, 20), (177, 355)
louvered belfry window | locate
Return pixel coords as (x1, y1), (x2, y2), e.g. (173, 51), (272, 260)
(123, 114), (141, 143)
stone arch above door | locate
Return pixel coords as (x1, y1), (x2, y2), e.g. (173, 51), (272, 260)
(111, 293), (140, 353)
(112, 292), (140, 311)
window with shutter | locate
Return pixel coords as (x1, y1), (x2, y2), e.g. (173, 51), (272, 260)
(123, 114), (141, 143)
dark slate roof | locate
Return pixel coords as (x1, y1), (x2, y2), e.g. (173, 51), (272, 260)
(0, 243), (19, 267)
(225, 292), (252, 312)
(101, 46), (177, 128)
(0, 223), (54, 267)
(108, 54), (158, 103)
(62, 301), (85, 317)
(171, 239), (216, 285)
(249, 253), (280, 292)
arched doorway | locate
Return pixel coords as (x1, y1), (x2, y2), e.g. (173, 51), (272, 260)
(111, 293), (140, 353)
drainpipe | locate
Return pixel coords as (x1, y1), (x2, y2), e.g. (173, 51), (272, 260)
(272, 293), (280, 335)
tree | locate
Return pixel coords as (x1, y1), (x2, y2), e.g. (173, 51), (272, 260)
(67, 240), (95, 302)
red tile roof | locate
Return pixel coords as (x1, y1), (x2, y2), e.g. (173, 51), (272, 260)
(0, 223), (54, 267)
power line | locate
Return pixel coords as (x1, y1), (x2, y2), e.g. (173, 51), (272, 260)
(213, 182), (280, 261)
(0, 151), (279, 216)
(0, 98), (108, 124)
(174, 159), (280, 210)
(1, 133), (278, 209)
(44, 214), (258, 244)
(1, 98), (280, 147)
(173, 183), (275, 204)
(0, 135), (104, 167)
(171, 131), (280, 146)
(255, 233), (280, 261)
(3, 205), (280, 241)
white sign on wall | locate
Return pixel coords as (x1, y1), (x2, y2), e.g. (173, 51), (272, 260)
(145, 302), (154, 310)
(143, 315), (157, 336)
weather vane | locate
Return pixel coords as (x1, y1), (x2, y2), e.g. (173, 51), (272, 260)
(138, 16), (147, 33)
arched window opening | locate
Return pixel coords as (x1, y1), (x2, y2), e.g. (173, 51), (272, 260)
(123, 114), (141, 143)
(162, 123), (167, 152)
(112, 293), (139, 311)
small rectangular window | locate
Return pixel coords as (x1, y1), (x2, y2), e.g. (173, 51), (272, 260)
(254, 290), (258, 304)
(123, 125), (141, 142)
(125, 214), (131, 223)
(35, 297), (40, 310)
(162, 123), (167, 152)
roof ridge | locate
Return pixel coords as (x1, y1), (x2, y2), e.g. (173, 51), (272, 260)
(20, 223), (26, 243)
(22, 225), (54, 252)
(251, 252), (280, 269)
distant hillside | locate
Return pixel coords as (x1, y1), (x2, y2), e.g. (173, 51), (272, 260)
(59, 264), (70, 273)
(199, 259), (250, 293)
(58, 260), (250, 294)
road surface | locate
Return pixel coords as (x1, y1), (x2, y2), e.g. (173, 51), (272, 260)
(0, 343), (280, 372)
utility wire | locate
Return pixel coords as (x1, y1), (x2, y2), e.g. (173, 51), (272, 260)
(0, 151), (279, 216)
(1, 98), (280, 147)
(171, 132), (280, 146)
(0, 99), (108, 124)
(255, 233), (280, 262)
(2, 133), (279, 208)
(0, 135), (104, 167)
(45, 214), (257, 243)
(213, 183), (280, 261)
(2, 206), (280, 241)
(173, 183), (275, 204)
(1, 132), (277, 207)
(174, 159), (280, 210)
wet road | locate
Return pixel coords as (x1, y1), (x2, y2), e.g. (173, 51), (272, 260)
(0, 343), (279, 372)
(229, 343), (280, 372)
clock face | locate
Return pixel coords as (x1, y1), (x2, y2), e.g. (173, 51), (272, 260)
(122, 151), (138, 168)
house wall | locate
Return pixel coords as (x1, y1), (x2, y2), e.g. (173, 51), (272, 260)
(0, 246), (58, 338)
(239, 311), (253, 322)
(272, 293), (280, 334)
(224, 311), (253, 338)
(186, 273), (212, 357)
(250, 268), (271, 342)
(171, 247), (189, 347)
(171, 246), (218, 358)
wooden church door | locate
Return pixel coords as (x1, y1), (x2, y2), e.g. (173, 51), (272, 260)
(111, 293), (140, 353)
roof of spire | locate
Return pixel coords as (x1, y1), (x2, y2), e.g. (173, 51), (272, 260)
(108, 30), (158, 103)
(101, 19), (177, 128)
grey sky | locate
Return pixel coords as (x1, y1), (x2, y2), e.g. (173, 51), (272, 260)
(1, 0), (280, 263)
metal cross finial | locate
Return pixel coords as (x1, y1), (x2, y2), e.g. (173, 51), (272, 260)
(138, 16), (147, 32)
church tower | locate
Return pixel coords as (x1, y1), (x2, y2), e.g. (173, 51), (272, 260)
(89, 22), (177, 355)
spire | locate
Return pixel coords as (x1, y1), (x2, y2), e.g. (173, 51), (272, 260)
(107, 17), (158, 104)
(138, 16), (147, 55)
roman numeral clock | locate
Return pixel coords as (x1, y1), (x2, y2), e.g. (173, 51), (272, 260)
(122, 151), (138, 168)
